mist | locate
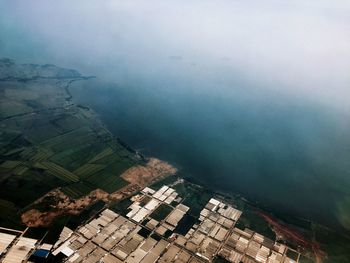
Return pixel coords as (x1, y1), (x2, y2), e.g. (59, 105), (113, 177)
(1, 0), (350, 110)
(1, 0), (350, 230)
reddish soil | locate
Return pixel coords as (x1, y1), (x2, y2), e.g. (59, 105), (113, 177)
(21, 158), (176, 227)
(21, 188), (109, 227)
(256, 210), (327, 263)
(121, 158), (177, 186)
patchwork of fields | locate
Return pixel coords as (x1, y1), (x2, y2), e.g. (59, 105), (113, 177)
(0, 58), (139, 228)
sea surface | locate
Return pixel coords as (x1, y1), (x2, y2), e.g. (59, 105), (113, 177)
(70, 65), (350, 231)
(1, 0), (350, 232)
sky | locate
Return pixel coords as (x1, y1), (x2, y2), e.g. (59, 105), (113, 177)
(0, 0), (350, 112)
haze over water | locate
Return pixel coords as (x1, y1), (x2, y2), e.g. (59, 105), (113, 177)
(1, 0), (350, 230)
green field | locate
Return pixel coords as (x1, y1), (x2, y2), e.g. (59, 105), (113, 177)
(149, 204), (173, 221)
(0, 59), (139, 228)
(61, 182), (95, 199)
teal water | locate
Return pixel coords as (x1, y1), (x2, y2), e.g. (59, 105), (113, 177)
(1, 0), (350, 233)
(70, 69), (350, 231)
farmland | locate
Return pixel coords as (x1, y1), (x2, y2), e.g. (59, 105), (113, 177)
(0, 58), (140, 228)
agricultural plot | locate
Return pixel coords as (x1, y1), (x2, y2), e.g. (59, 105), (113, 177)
(49, 142), (106, 171)
(26, 123), (62, 144)
(18, 80), (68, 109)
(61, 182), (95, 199)
(29, 148), (54, 162)
(12, 164), (28, 175)
(150, 204), (173, 221)
(0, 60), (140, 228)
(0, 198), (17, 214)
(4, 87), (40, 100)
(74, 163), (107, 178)
(40, 126), (96, 152)
(84, 161), (131, 193)
(40, 161), (80, 183)
(19, 146), (35, 160)
(0, 99), (33, 118)
(0, 129), (21, 150)
(0, 167), (65, 207)
(51, 114), (87, 133)
(88, 147), (114, 163)
(0, 198), (23, 229)
(0, 160), (22, 169)
(92, 150), (124, 164)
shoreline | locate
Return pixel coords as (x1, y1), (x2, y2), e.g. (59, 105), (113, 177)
(2, 59), (349, 261)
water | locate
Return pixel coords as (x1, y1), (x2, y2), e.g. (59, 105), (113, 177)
(70, 67), (350, 231)
(1, 0), (350, 233)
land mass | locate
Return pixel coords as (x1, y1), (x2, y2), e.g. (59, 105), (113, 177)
(1, 58), (350, 263)
(0, 58), (176, 230)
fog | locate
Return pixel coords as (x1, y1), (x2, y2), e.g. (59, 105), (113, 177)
(1, 1), (350, 230)
(1, 0), (350, 111)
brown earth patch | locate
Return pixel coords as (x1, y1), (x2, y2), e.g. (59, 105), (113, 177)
(21, 188), (109, 227)
(21, 158), (176, 227)
(121, 158), (177, 186)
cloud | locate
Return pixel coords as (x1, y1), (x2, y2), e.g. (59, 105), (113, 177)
(1, 0), (350, 111)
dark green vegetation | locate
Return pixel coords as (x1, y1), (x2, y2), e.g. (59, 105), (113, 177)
(149, 204), (173, 221)
(234, 206), (276, 242)
(311, 224), (350, 263)
(0, 58), (139, 228)
(213, 257), (230, 263)
(65, 200), (106, 230)
(138, 227), (152, 238)
(110, 197), (133, 216)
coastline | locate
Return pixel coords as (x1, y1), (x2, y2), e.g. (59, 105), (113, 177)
(1, 59), (350, 261)
(66, 71), (350, 262)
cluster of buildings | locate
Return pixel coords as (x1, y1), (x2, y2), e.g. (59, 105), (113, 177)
(0, 229), (52, 262)
(50, 184), (300, 263)
(218, 227), (295, 263)
(180, 197), (242, 261)
(51, 208), (201, 263)
(127, 186), (189, 236)
(0, 184), (301, 262)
